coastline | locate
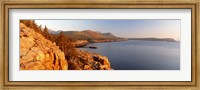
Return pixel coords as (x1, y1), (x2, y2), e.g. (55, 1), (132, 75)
(75, 39), (128, 48)
(78, 39), (180, 70)
(75, 38), (178, 48)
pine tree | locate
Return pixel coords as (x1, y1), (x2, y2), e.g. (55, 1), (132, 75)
(38, 25), (42, 34)
(56, 32), (67, 50)
(44, 25), (49, 34)
(56, 32), (76, 59)
(43, 25), (49, 38)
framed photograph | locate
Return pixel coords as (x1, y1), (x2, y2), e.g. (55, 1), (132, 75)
(1, 0), (199, 89)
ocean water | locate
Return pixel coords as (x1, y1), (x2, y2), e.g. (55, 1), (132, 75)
(80, 40), (180, 70)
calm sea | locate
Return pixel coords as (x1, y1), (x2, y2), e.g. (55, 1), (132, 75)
(80, 40), (180, 70)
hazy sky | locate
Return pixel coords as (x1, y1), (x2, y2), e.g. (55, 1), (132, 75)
(35, 20), (180, 40)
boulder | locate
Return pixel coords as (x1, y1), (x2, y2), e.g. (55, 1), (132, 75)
(68, 49), (111, 70)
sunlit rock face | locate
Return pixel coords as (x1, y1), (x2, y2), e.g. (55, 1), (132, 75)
(20, 23), (68, 70)
(68, 49), (111, 70)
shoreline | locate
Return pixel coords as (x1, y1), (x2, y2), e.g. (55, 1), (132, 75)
(75, 38), (179, 48)
(75, 39), (128, 48)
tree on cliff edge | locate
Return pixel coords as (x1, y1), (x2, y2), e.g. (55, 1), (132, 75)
(20, 20), (42, 35)
(43, 25), (49, 37)
(56, 31), (76, 59)
(43, 25), (54, 42)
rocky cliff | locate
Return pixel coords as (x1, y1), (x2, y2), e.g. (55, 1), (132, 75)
(20, 23), (68, 70)
(68, 49), (111, 70)
(20, 23), (112, 70)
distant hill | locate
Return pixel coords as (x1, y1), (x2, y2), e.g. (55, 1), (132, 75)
(48, 29), (62, 34)
(49, 30), (176, 42)
(128, 38), (177, 42)
(50, 30), (121, 41)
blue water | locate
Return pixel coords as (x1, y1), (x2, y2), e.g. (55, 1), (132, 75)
(80, 40), (180, 70)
